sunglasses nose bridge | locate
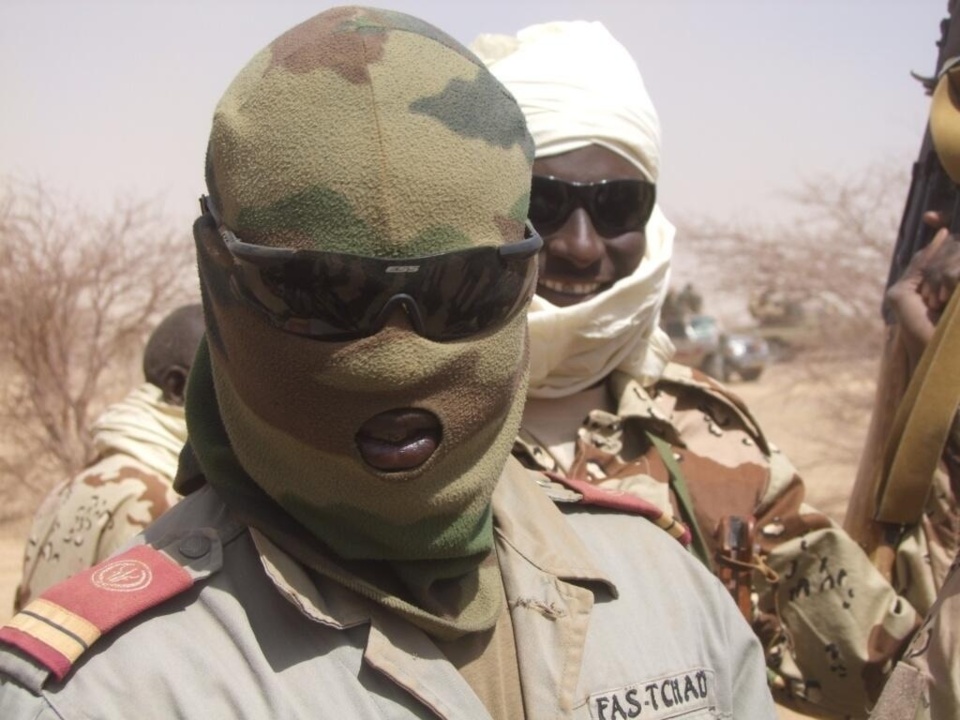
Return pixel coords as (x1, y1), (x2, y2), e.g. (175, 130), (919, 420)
(373, 294), (428, 337)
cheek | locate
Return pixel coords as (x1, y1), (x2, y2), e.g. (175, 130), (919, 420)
(609, 231), (647, 279)
(537, 250), (548, 275)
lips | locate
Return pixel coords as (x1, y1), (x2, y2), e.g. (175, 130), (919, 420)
(355, 409), (442, 472)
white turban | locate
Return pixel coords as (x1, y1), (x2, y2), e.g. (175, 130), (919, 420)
(471, 21), (676, 397)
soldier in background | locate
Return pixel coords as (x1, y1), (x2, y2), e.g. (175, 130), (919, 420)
(871, 52), (960, 719)
(676, 282), (703, 315)
(871, 224), (960, 719)
(14, 304), (204, 611)
(662, 282), (702, 322)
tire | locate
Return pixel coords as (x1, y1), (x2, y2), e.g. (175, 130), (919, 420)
(739, 367), (763, 382)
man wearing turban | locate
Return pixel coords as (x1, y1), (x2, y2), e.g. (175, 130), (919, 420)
(473, 20), (924, 718)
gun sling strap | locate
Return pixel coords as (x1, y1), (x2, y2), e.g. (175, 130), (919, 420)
(647, 432), (714, 570)
(875, 285), (960, 524)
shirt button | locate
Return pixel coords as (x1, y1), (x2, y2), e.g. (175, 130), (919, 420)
(179, 534), (212, 559)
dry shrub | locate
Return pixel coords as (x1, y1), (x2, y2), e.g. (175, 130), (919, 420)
(674, 163), (908, 414)
(0, 179), (198, 520)
(678, 164), (906, 357)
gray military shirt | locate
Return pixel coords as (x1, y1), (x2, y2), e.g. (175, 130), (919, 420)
(0, 460), (775, 719)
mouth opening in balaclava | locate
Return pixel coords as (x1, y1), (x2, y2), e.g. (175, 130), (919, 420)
(355, 407), (443, 472)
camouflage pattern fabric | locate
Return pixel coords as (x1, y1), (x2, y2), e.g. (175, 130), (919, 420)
(868, 423), (960, 718)
(16, 384), (184, 612)
(514, 363), (926, 719)
(891, 463), (960, 617)
(870, 551), (960, 719)
(205, 6), (532, 256)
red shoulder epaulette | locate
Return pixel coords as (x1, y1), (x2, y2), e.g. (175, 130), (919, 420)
(545, 471), (693, 547)
(0, 544), (193, 680)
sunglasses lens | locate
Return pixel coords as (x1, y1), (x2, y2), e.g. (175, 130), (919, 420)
(529, 177), (571, 236)
(591, 181), (655, 237)
(242, 255), (386, 340)
(223, 233), (539, 342)
(528, 177), (656, 238)
(415, 248), (538, 340)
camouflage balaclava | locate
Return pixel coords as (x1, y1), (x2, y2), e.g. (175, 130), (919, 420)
(187, 6), (534, 637)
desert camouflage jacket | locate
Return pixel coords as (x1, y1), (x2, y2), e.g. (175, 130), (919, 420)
(889, 458), (960, 621)
(514, 362), (937, 719)
(16, 454), (180, 613)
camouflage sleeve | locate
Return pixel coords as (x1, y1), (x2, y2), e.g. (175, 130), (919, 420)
(95, 467), (179, 561)
(17, 453), (178, 611)
(892, 462), (960, 615)
(756, 527), (920, 716)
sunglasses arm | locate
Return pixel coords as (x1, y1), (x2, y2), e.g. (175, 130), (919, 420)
(498, 229), (543, 262)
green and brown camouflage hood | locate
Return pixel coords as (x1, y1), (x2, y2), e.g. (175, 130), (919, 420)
(205, 6), (532, 254)
(187, 6), (534, 637)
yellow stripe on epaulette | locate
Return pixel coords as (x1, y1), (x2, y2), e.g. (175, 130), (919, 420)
(656, 514), (690, 543)
(9, 598), (101, 665)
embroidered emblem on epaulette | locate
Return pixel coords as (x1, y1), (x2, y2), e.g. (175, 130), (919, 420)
(545, 471), (692, 546)
(0, 544), (193, 680)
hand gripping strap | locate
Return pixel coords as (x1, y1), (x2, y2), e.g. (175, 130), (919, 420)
(876, 286), (960, 524)
(0, 544), (193, 681)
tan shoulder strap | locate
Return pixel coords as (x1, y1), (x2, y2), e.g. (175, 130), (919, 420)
(875, 287), (960, 523)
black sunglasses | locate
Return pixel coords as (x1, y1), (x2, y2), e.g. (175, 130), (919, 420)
(528, 175), (656, 238)
(200, 197), (542, 342)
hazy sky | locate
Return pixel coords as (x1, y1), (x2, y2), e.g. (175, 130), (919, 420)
(0, 0), (950, 229)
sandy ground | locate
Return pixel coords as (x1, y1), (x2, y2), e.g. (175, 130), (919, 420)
(0, 359), (877, 717)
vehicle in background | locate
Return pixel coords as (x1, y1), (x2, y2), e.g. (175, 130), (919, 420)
(662, 314), (769, 382)
(746, 288), (821, 360)
(721, 331), (769, 381)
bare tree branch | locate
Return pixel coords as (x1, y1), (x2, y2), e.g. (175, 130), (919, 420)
(674, 163), (906, 363)
(0, 178), (198, 520)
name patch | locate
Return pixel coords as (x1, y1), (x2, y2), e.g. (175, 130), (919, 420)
(588, 668), (717, 720)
